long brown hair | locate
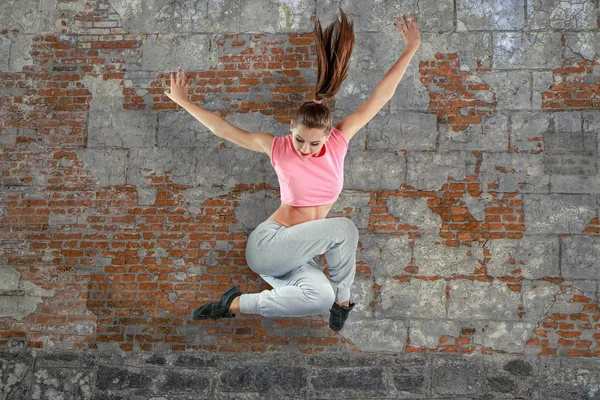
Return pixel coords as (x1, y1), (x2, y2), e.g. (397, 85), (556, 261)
(293, 10), (355, 133)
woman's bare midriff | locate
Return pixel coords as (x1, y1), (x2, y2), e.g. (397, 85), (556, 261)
(268, 203), (333, 227)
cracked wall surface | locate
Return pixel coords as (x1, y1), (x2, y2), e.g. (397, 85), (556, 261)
(1, 0), (600, 364)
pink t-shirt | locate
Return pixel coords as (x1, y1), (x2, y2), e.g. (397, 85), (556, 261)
(270, 127), (348, 207)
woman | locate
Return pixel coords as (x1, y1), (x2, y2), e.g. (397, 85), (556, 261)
(166, 11), (420, 331)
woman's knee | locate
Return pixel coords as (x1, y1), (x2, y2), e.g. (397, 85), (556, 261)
(337, 217), (359, 244)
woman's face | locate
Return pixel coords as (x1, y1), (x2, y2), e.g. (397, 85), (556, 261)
(290, 122), (330, 159)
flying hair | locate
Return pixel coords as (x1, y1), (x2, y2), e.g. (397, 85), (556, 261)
(293, 10), (355, 134)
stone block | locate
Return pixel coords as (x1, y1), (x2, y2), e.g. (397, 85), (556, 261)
(566, 32), (600, 61)
(156, 370), (212, 394)
(523, 194), (596, 234)
(480, 71), (532, 110)
(96, 365), (152, 391)
(406, 151), (469, 191)
(527, 0), (598, 30)
(510, 111), (549, 153)
(447, 280), (521, 320)
(438, 113), (510, 152)
(378, 278), (446, 319)
(431, 358), (486, 396)
(32, 367), (95, 400)
(457, 0), (525, 30)
(239, 0), (314, 33)
(562, 236), (600, 280)
(522, 280), (562, 321)
(479, 153), (550, 193)
(141, 34), (215, 72)
(0, 351), (33, 400)
(544, 133), (597, 176)
(81, 77), (123, 112)
(220, 364), (307, 394)
(77, 149), (128, 186)
(494, 32), (562, 69)
(482, 321), (538, 352)
(408, 320), (462, 348)
(89, 111), (156, 148)
(484, 356), (537, 398)
(584, 111), (600, 133)
(413, 240), (484, 276)
(344, 152), (405, 190)
(366, 112), (437, 151)
(387, 196), (442, 234)
(539, 358), (600, 400)
(551, 175), (600, 194)
(310, 367), (386, 398)
(356, 234), (412, 277)
(110, 0), (238, 33)
(487, 236), (560, 279)
(554, 111), (584, 133)
(342, 319), (407, 352)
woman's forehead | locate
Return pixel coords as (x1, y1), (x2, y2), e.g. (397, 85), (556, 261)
(294, 125), (328, 141)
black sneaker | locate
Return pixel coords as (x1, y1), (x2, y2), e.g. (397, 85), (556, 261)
(192, 287), (243, 320)
(329, 302), (355, 331)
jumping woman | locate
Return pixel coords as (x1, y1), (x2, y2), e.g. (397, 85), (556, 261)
(166, 11), (420, 331)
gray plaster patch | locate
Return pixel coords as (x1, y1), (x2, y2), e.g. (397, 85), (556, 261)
(414, 241), (484, 276)
(387, 196), (442, 234)
(356, 234), (412, 277)
(0, 128), (17, 147)
(81, 76), (123, 112)
(523, 194), (596, 234)
(366, 112), (437, 151)
(483, 322), (537, 353)
(233, 190), (281, 231)
(0, 35), (10, 72)
(77, 148), (128, 186)
(0, 268), (55, 321)
(406, 151), (468, 191)
(344, 152), (405, 190)
(157, 111), (218, 149)
(408, 320), (461, 348)
(494, 32), (562, 70)
(487, 236), (560, 279)
(439, 113), (510, 152)
(457, 0), (525, 30)
(562, 236), (600, 280)
(343, 318), (407, 353)
(565, 32), (600, 61)
(479, 153), (549, 193)
(527, 0), (598, 30)
(510, 111), (549, 153)
(521, 280), (562, 321)
(347, 276), (374, 318)
(462, 191), (489, 221)
(142, 34), (215, 72)
(0, 0), (56, 34)
(378, 278), (446, 319)
(109, 0), (239, 33)
(447, 280), (521, 320)
(480, 71), (532, 110)
(329, 191), (371, 229)
(89, 111), (156, 148)
(6, 33), (34, 72)
(389, 68), (430, 111)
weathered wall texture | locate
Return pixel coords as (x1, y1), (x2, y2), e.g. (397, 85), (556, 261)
(1, 0), (600, 368)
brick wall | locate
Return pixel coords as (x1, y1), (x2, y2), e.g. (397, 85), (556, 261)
(1, 0), (600, 358)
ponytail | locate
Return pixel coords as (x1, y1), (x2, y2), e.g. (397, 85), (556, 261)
(294, 10), (355, 133)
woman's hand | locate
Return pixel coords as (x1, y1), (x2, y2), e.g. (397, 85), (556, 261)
(394, 13), (420, 53)
(165, 67), (191, 106)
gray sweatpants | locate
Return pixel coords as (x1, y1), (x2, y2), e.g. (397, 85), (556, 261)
(239, 218), (359, 317)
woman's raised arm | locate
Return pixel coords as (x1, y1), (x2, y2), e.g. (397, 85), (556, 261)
(336, 14), (421, 142)
(165, 68), (274, 156)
